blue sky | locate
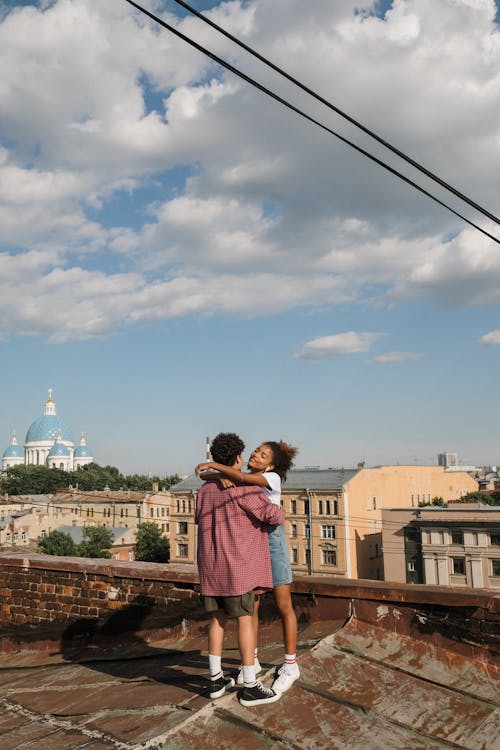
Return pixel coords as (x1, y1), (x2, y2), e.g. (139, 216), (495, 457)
(1, 0), (500, 475)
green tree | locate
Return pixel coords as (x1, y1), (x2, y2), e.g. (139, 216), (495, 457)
(135, 522), (170, 563)
(76, 526), (115, 558)
(37, 530), (77, 556)
(460, 491), (498, 506)
(419, 496), (446, 507)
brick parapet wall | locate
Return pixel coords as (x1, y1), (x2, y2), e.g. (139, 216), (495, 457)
(0, 552), (498, 658)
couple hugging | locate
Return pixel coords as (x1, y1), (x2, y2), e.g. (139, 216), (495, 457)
(195, 432), (299, 707)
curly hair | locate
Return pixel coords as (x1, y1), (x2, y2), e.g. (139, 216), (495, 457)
(264, 440), (298, 480)
(210, 432), (245, 467)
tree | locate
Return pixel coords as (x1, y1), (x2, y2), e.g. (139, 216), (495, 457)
(460, 491), (498, 506)
(76, 526), (115, 559)
(419, 496), (446, 507)
(135, 522), (170, 563)
(38, 530), (77, 557)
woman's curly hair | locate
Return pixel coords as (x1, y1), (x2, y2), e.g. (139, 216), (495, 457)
(264, 440), (298, 480)
(210, 432), (245, 466)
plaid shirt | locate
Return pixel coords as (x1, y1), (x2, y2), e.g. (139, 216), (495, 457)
(195, 480), (285, 597)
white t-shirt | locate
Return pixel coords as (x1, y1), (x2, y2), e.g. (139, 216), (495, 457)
(263, 471), (281, 505)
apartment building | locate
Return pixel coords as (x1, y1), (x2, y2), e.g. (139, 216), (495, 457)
(170, 465), (478, 579)
(382, 506), (500, 589)
(0, 489), (172, 554)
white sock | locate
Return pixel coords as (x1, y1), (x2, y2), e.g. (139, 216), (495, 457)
(284, 653), (299, 672)
(209, 654), (222, 678)
(242, 664), (256, 686)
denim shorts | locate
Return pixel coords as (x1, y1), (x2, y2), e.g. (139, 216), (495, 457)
(268, 524), (293, 586)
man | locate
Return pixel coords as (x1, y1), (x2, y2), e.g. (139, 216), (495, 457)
(195, 432), (285, 707)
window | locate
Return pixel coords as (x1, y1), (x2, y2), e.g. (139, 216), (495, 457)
(290, 523), (297, 538)
(177, 521), (188, 535)
(177, 543), (188, 558)
(291, 548), (298, 564)
(182, 499), (186, 513)
(41, 530), (46, 538)
(408, 561), (416, 572)
(490, 532), (500, 546)
(305, 548), (311, 566)
(6, 532), (10, 541)
(188, 500), (192, 513)
(120, 508), (124, 518)
(176, 500), (180, 513)
(161, 507), (165, 517)
(325, 500), (331, 515)
(372, 497), (377, 510)
(304, 523), (310, 539)
(452, 557), (466, 575)
(451, 530), (464, 545)
(291, 500), (297, 514)
(491, 559), (500, 577)
(21, 531), (26, 541)
(322, 549), (337, 566)
(13, 532), (18, 542)
(304, 500), (310, 515)
(318, 500), (323, 515)
(321, 525), (336, 539)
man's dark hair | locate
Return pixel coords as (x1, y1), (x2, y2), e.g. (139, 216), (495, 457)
(210, 432), (245, 466)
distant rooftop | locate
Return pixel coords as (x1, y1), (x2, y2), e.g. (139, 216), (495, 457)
(171, 467), (360, 493)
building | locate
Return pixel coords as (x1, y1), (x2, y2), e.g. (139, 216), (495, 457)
(382, 505), (500, 588)
(169, 464), (478, 578)
(438, 451), (458, 468)
(55, 524), (137, 562)
(2, 389), (94, 471)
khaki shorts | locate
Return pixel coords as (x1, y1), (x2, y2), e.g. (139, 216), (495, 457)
(204, 591), (255, 618)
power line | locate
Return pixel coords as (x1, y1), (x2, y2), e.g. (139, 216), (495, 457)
(123, 0), (500, 245)
(168, 0), (500, 228)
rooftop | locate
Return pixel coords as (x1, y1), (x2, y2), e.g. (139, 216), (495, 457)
(0, 553), (498, 749)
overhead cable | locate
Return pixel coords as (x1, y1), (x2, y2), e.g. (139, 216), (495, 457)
(123, 0), (500, 245)
(169, 0), (500, 228)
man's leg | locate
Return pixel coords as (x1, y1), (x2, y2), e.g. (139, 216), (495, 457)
(207, 609), (234, 699)
(237, 612), (281, 707)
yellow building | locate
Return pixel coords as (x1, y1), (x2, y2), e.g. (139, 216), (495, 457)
(382, 505), (500, 589)
(170, 465), (478, 580)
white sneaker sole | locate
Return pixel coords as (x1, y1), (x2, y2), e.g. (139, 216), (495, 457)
(239, 691), (281, 707)
(209, 677), (235, 699)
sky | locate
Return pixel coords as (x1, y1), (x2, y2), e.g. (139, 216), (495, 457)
(1, 0), (500, 476)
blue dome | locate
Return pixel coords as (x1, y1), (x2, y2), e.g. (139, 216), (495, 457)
(74, 444), (92, 458)
(2, 443), (24, 459)
(48, 442), (70, 458)
(26, 415), (73, 444)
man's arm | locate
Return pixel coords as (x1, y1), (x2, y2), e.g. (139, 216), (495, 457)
(230, 486), (285, 526)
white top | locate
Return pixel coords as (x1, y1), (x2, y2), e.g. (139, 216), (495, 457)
(263, 471), (281, 505)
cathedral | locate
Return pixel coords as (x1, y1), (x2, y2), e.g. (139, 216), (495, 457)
(2, 389), (94, 472)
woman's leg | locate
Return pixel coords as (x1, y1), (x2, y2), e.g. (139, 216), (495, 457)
(273, 584), (297, 654)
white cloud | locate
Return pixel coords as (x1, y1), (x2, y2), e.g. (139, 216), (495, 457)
(294, 331), (383, 360)
(1, 0), (500, 341)
(480, 330), (500, 345)
(370, 351), (424, 364)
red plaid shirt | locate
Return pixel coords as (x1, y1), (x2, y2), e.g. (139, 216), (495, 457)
(195, 479), (285, 597)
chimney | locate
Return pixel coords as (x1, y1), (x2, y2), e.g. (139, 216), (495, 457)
(357, 461), (365, 469)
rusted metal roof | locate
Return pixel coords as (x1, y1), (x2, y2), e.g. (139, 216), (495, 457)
(0, 581), (498, 750)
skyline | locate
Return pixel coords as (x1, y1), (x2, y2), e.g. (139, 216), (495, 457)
(1, 1), (500, 475)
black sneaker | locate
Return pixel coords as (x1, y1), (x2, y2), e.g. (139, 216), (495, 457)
(209, 673), (235, 699)
(238, 681), (281, 707)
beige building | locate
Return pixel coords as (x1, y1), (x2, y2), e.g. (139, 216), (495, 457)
(0, 489), (172, 558)
(382, 506), (500, 589)
(170, 465), (478, 579)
